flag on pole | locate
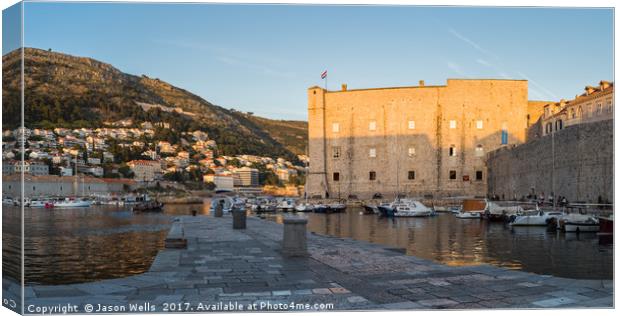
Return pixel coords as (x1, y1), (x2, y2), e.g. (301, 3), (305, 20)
(321, 70), (327, 79)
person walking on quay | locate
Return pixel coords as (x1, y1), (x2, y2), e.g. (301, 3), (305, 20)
(215, 200), (224, 217)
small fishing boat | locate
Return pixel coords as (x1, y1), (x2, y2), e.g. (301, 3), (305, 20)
(313, 204), (329, 213)
(327, 202), (347, 213)
(393, 200), (434, 217)
(455, 211), (483, 219)
(294, 202), (314, 212)
(2, 197), (15, 206)
(455, 199), (486, 219)
(449, 206), (462, 214)
(558, 214), (600, 233)
(510, 208), (564, 227)
(485, 201), (523, 222)
(132, 200), (164, 212)
(276, 199), (296, 212)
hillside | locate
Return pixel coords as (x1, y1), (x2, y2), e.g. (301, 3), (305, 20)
(2, 48), (307, 158)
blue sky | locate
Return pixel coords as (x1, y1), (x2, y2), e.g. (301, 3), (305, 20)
(6, 3), (615, 120)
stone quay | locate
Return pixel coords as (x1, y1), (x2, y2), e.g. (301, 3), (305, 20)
(8, 215), (613, 312)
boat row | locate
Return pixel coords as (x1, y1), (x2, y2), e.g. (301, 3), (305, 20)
(449, 199), (611, 234)
(3, 193), (164, 211)
(209, 195), (347, 214)
(3, 196), (92, 208)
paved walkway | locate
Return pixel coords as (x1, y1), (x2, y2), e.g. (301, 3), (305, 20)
(8, 215), (614, 312)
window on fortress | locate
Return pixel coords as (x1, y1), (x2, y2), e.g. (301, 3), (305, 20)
(476, 171), (483, 181)
(449, 145), (456, 157)
(476, 120), (483, 129)
(408, 171), (416, 180)
(408, 147), (416, 157)
(475, 145), (484, 157)
(369, 171), (376, 181)
(408, 120), (416, 129)
(597, 103), (602, 115)
(369, 121), (377, 131)
(449, 170), (457, 180)
(333, 172), (340, 181)
(332, 147), (341, 159)
(369, 148), (377, 158)
(449, 120), (457, 129)
(608, 101), (613, 113)
(570, 109), (576, 119)
(332, 123), (340, 133)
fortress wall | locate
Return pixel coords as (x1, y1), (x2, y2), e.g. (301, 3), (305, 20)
(307, 79), (531, 199)
(486, 119), (613, 203)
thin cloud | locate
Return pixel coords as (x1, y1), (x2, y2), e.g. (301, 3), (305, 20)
(476, 58), (491, 67)
(448, 28), (499, 60)
(517, 71), (558, 101)
(154, 38), (295, 79)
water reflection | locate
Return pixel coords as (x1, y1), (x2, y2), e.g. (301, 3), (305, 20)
(267, 207), (612, 279)
(2, 201), (215, 285)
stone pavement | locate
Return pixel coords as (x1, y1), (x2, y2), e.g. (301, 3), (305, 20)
(9, 215), (614, 313)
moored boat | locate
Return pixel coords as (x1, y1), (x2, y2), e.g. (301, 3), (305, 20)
(558, 214), (600, 233)
(510, 208), (564, 227)
(294, 202), (314, 212)
(327, 202), (347, 213)
(313, 204), (329, 213)
(455, 211), (483, 219)
(393, 199), (434, 217)
(53, 197), (92, 208)
(132, 200), (164, 212)
(362, 204), (378, 215)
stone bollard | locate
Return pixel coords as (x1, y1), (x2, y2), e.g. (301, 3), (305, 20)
(282, 217), (308, 257)
(232, 208), (247, 229)
(214, 202), (224, 217)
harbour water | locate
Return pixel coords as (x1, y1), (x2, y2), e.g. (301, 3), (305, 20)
(2, 201), (612, 286)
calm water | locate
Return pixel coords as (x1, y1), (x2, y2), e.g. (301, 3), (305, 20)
(2, 203), (212, 285)
(2, 202), (613, 285)
(299, 208), (613, 280)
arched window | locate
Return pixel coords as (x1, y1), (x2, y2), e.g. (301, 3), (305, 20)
(578, 106), (583, 118)
(570, 109), (576, 119)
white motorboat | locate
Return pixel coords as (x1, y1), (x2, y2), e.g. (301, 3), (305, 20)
(276, 199), (296, 211)
(449, 206), (462, 214)
(510, 209), (564, 226)
(53, 198), (92, 208)
(2, 197), (15, 205)
(455, 211), (483, 219)
(559, 214), (600, 233)
(294, 202), (314, 212)
(27, 199), (54, 208)
(393, 199), (434, 217)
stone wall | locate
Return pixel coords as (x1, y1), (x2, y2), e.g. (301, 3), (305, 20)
(487, 119), (613, 203)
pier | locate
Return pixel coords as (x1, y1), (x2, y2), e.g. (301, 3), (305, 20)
(14, 215), (613, 311)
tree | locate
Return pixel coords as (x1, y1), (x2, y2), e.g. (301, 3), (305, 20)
(204, 182), (216, 191)
(118, 164), (134, 178)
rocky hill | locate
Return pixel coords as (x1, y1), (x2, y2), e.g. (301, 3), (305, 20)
(2, 48), (307, 158)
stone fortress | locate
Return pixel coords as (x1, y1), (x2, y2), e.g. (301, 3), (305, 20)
(306, 79), (613, 202)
